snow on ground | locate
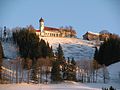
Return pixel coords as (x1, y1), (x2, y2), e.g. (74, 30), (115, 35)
(0, 83), (104, 90)
(40, 37), (95, 60)
(0, 81), (120, 90)
(1, 38), (120, 90)
(107, 62), (120, 83)
(2, 41), (18, 59)
(96, 62), (120, 84)
(85, 82), (120, 90)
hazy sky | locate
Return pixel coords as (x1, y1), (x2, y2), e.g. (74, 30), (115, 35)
(0, 0), (120, 37)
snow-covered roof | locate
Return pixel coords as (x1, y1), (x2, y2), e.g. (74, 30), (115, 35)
(87, 31), (99, 35)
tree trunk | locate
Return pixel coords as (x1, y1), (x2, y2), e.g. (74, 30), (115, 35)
(16, 63), (18, 84)
(96, 70), (98, 83)
(12, 70), (14, 83)
(45, 67), (48, 84)
(20, 65), (24, 83)
(38, 68), (40, 84)
(10, 65), (12, 83)
(40, 67), (42, 83)
(93, 70), (95, 83)
(20, 61), (24, 83)
(103, 76), (105, 83)
(27, 70), (30, 84)
(0, 67), (2, 84)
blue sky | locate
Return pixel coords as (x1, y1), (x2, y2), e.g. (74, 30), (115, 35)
(0, 0), (120, 37)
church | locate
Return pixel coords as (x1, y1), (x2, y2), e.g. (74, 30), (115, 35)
(36, 18), (76, 37)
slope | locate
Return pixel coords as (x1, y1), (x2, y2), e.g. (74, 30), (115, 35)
(39, 37), (95, 60)
(2, 37), (96, 60)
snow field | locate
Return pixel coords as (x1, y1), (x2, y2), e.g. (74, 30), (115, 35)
(0, 82), (100, 90)
(0, 81), (120, 90)
(40, 37), (95, 60)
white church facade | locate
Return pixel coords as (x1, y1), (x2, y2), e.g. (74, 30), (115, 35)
(36, 18), (76, 37)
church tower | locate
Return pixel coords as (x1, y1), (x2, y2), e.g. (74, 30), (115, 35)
(39, 18), (44, 36)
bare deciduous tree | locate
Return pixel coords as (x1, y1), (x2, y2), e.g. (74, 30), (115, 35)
(98, 64), (109, 83)
(37, 58), (51, 84)
(26, 58), (32, 84)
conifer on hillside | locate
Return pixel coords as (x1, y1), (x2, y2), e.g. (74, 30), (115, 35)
(51, 44), (65, 82)
(97, 34), (120, 66)
(51, 61), (62, 82)
(56, 44), (65, 64)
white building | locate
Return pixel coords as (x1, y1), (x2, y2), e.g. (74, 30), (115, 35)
(36, 18), (76, 37)
(36, 18), (62, 37)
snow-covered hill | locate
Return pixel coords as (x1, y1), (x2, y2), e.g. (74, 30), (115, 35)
(2, 41), (18, 59)
(40, 37), (96, 60)
(2, 37), (96, 60)
(1, 38), (120, 90)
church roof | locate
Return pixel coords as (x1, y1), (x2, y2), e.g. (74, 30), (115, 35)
(39, 17), (44, 22)
(36, 26), (60, 32)
(44, 26), (59, 31)
(36, 29), (40, 32)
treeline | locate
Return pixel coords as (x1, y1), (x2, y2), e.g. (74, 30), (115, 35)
(94, 34), (120, 66)
(12, 27), (77, 83)
(51, 45), (76, 82)
(83, 34), (120, 84)
(60, 26), (76, 38)
(13, 28), (54, 64)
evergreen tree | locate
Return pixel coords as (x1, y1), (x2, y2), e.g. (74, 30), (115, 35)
(51, 44), (65, 82)
(63, 58), (70, 80)
(12, 28), (41, 67)
(94, 47), (98, 60)
(97, 36), (120, 66)
(46, 42), (54, 58)
(63, 58), (76, 81)
(71, 58), (76, 81)
(51, 61), (62, 82)
(71, 57), (76, 65)
(56, 44), (65, 64)
(66, 59), (72, 80)
(12, 26), (54, 83)
(49, 46), (54, 58)
(62, 59), (67, 80)
(13, 28), (40, 60)
(39, 39), (48, 58)
(31, 62), (39, 83)
(67, 57), (70, 63)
